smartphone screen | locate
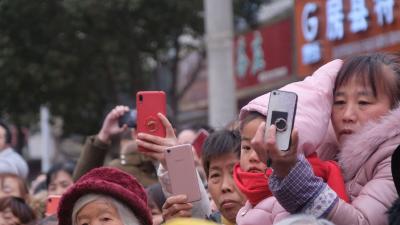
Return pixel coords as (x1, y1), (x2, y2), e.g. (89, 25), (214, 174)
(165, 144), (201, 202)
(192, 129), (209, 158)
(266, 90), (298, 151)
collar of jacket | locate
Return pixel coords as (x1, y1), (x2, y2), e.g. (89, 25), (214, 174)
(338, 106), (400, 181)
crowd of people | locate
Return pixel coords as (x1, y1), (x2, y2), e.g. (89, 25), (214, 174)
(1, 52), (400, 225)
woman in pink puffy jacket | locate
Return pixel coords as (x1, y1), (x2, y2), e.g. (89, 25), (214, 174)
(252, 52), (400, 225)
(236, 58), (348, 225)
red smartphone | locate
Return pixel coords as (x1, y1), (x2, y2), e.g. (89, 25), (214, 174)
(46, 195), (61, 216)
(165, 144), (201, 202)
(136, 91), (167, 151)
(192, 129), (209, 158)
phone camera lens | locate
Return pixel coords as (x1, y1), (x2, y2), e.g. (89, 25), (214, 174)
(139, 95), (143, 102)
(273, 92), (276, 95)
(275, 118), (287, 132)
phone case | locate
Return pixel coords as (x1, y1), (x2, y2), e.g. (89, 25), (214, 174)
(164, 144), (201, 202)
(46, 195), (61, 216)
(118, 109), (137, 128)
(136, 91), (167, 151)
(192, 129), (209, 158)
(266, 90), (298, 151)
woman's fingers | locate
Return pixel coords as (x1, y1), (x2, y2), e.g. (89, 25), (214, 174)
(136, 139), (163, 153)
(162, 195), (193, 220)
(251, 122), (269, 163)
(158, 113), (176, 138)
(137, 133), (171, 146)
(163, 195), (189, 208)
(288, 128), (299, 157)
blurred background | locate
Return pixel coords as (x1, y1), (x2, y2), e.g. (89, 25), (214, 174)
(0, 0), (399, 179)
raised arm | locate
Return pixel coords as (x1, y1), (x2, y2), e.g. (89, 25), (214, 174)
(73, 106), (129, 180)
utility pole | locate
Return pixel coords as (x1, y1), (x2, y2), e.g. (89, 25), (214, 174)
(40, 106), (50, 172)
(204, 0), (237, 128)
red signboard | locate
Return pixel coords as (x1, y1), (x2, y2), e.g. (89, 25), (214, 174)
(295, 0), (400, 77)
(233, 18), (293, 90)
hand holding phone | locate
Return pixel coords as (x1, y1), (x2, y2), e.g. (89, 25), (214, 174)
(265, 90), (298, 151)
(164, 144), (201, 202)
(118, 109), (137, 128)
(136, 91), (167, 151)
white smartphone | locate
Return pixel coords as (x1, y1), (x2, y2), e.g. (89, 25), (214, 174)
(164, 144), (201, 202)
(266, 90), (298, 151)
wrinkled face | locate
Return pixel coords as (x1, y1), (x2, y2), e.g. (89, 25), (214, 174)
(0, 177), (23, 199)
(0, 208), (21, 225)
(207, 153), (246, 223)
(0, 126), (7, 150)
(332, 77), (391, 143)
(76, 200), (124, 225)
(48, 170), (74, 196)
(240, 117), (267, 173)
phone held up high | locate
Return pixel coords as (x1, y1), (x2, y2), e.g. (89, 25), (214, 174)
(164, 144), (201, 202)
(118, 109), (137, 128)
(266, 90), (298, 151)
(136, 91), (167, 151)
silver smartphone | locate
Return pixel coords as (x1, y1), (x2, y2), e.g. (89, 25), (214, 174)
(165, 144), (201, 202)
(266, 90), (298, 151)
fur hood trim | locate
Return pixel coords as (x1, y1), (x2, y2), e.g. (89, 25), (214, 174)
(339, 106), (400, 181)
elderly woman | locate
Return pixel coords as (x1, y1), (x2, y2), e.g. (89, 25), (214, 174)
(57, 167), (152, 225)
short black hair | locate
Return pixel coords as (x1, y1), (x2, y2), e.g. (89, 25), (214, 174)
(0, 120), (11, 144)
(202, 129), (241, 177)
(334, 52), (400, 108)
(46, 161), (76, 187)
(239, 111), (265, 132)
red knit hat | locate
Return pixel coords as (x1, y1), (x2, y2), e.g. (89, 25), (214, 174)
(57, 167), (152, 225)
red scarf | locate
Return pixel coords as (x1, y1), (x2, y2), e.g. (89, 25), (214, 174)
(307, 153), (349, 202)
(233, 164), (273, 206)
(233, 153), (349, 206)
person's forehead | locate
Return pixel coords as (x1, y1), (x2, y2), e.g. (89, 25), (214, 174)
(0, 126), (5, 136)
(209, 153), (238, 168)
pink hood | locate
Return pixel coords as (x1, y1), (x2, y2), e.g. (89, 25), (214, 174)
(239, 59), (343, 156)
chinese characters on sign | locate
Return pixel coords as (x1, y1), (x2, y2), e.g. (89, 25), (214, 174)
(295, 0), (400, 77)
(234, 19), (292, 90)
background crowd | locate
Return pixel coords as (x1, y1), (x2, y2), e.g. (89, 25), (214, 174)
(1, 52), (400, 225)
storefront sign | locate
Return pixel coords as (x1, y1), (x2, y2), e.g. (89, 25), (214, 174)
(234, 18), (293, 89)
(295, 0), (400, 77)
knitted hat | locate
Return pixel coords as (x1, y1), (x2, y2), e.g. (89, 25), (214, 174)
(57, 167), (152, 225)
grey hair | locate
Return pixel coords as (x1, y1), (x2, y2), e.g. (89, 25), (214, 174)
(72, 194), (142, 225)
(274, 214), (335, 225)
